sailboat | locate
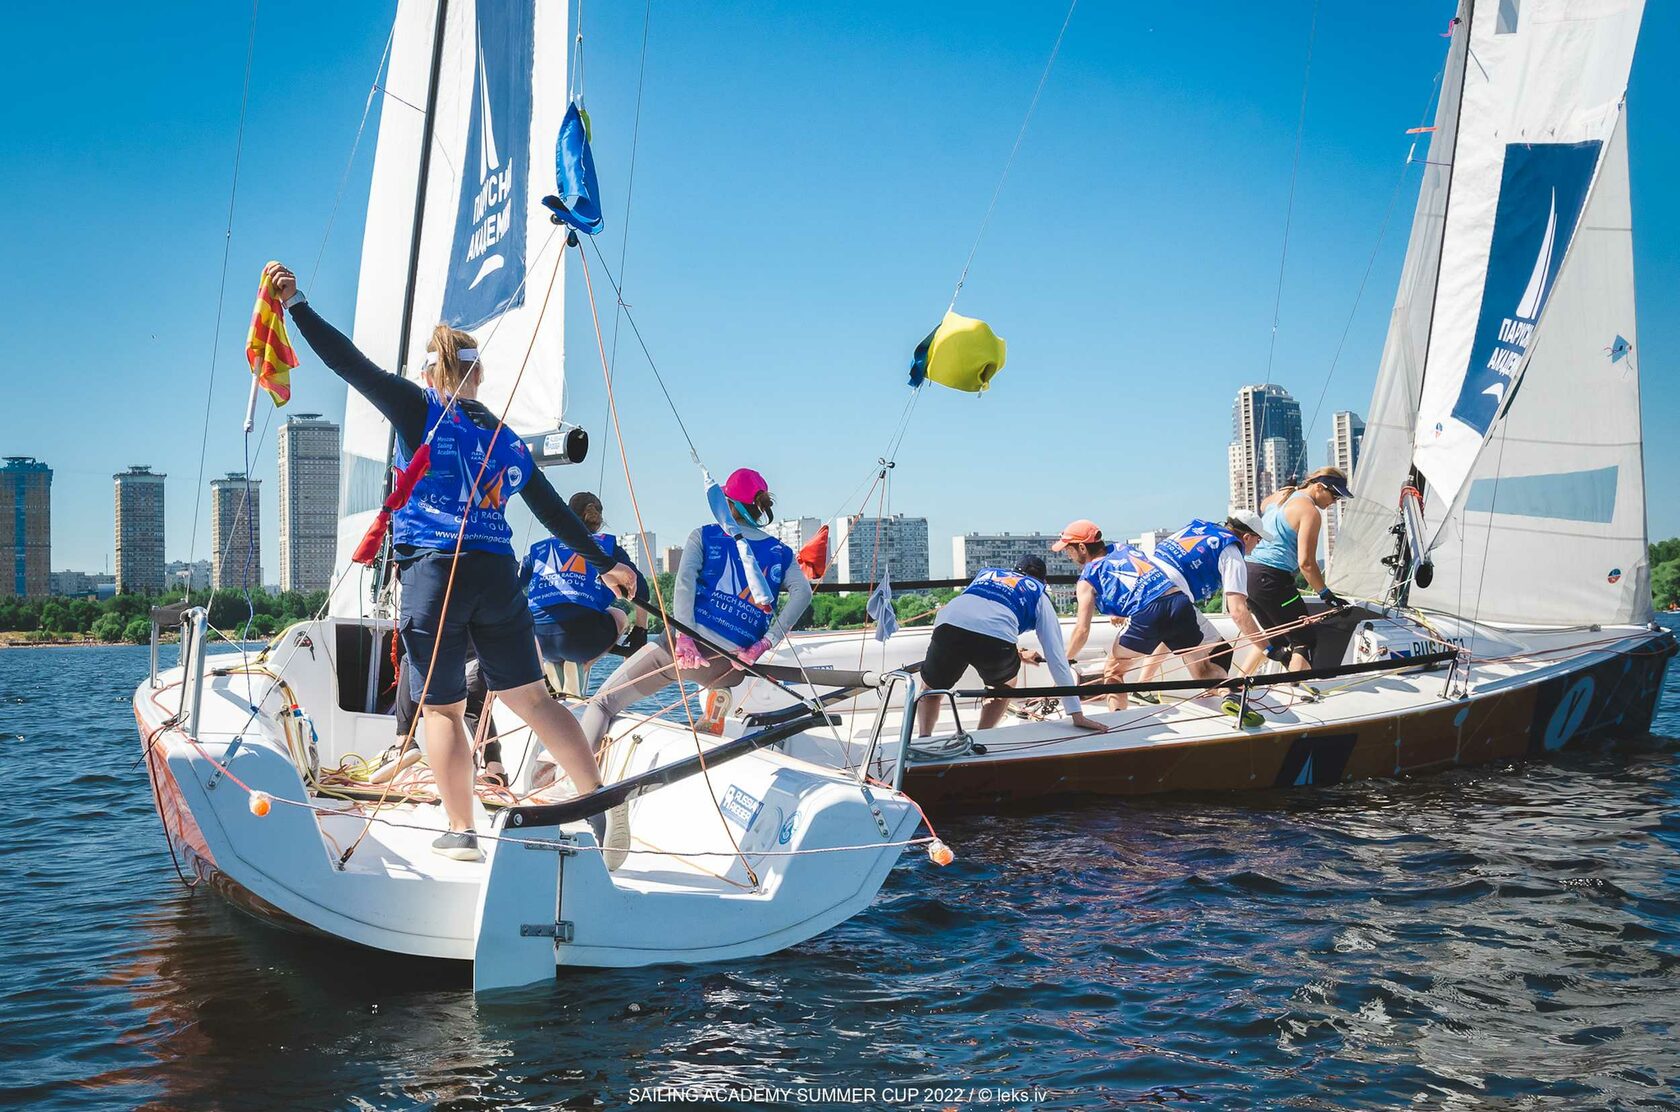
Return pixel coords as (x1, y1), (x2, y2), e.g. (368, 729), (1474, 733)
(133, 0), (923, 992)
(622, 0), (1677, 811)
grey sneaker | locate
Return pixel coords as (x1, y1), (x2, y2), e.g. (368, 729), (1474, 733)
(432, 829), (484, 862)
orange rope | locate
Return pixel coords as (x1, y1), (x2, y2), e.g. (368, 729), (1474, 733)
(576, 245), (759, 887)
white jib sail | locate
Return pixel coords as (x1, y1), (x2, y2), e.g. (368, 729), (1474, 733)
(1419, 108), (1651, 627)
(332, 0), (568, 618)
(1408, 0), (1644, 512)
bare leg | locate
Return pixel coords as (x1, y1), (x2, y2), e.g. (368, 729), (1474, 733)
(976, 675), (1019, 730)
(495, 679), (603, 795)
(1103, 645), (1146, 711)
(915, 692), (942, 738)
(420, 701), (476, 832)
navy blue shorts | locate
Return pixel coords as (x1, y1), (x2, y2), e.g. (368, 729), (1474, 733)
(534, 610), (619, 664)
(1117, 590), (1203, 654)
(398, 551), (542, 704)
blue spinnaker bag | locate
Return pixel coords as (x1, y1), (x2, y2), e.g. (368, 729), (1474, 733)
(541, 100), (603, 234)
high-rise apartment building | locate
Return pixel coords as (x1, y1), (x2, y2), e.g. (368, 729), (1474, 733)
(277, 414), (340, 592)
(211, 473), (262, 591)
(114, 465), (167, 594)
(1228, 384), (1305, 512)
(836, 514), (929, 586)
(1325, 411), (1365, 557)
(0, 457), (52, 598)
(952, 530), (1070, 608)
(661, 545), (684, 575)
(622, 531), (657, 579)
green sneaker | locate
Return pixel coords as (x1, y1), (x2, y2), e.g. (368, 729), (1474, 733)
(1220, 697), (1264, 729)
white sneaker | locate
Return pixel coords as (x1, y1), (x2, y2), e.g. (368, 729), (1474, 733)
(602, 801), (632, 871)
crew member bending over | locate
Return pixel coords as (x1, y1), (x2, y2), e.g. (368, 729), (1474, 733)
(916, 555), (1107, 737)
(270, 262), (637, 864)
(579, 468), (812, 752)
(1238, 466), (1351, 684)
(1056, 518), (1243, 721)
(523, 491), (648, 697)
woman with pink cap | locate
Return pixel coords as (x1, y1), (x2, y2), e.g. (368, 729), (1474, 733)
(578, 467), (814, 753)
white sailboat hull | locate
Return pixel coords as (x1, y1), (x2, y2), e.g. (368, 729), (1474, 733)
(134, 618), (920, 987)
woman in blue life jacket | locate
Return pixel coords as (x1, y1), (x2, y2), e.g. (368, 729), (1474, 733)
(1239, 466), (1352, 684)
(522, 491), (649, 696)
(268, 262), (638, 865)
(578, 468), (813, 752)
(915, 555), (1108, 737)
(1055, 517), (1236, 717)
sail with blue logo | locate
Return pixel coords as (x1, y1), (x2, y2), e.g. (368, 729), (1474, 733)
(330, 0), (574, 616)
(1331, 0), (1651, 628)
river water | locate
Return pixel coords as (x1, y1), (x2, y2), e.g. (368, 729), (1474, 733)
(3, 624), (1678, 1109)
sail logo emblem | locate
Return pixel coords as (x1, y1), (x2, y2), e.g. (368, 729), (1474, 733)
(440, 0), (533, 332)
(1450, 141), (1600, 437)
(1607, 568), (1622, 584)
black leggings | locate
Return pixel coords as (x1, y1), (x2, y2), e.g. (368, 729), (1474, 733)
(1244, 561), (1316, 661)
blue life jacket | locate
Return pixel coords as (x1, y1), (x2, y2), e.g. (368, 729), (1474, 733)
(692, 523), (792, 647)
(392, 390), (532, 556)
(1151, 520), (1241, 604)
(524, 533), (616, 623)
(960, 568), (1044, 634)
(1251, 491), (1309, 572)
(1080, 543), (1176, 618)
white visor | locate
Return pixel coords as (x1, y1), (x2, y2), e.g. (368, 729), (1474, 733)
(422, 347), (479, 369)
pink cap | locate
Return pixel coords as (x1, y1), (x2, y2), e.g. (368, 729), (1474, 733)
(722, 468), (770, 504)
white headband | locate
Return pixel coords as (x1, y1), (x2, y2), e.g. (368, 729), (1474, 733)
(423, 347), (480, 369)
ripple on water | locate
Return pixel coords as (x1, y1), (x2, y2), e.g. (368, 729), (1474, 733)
(2, 639), (1679, 1108)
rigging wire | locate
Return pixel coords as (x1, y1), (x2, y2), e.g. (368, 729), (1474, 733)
(947, 0), (1079, 313)
(1259, 0), (1322, 394)
(184, 0), (262, 601)
(598, 0), (654, 491)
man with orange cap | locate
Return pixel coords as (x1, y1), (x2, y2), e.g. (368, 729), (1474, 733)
(578, 468), (813, 756)
(1055, 518), (1231, 715)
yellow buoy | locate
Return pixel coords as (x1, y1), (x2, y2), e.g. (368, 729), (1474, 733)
(909, 311), (1006, 394)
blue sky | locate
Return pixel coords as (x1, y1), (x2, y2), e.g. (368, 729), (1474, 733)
(2, 1), (1676, 579)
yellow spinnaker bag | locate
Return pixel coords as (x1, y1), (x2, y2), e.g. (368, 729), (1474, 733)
(908, 311), (1006, 393)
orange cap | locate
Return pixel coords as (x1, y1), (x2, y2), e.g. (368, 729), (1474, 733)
(1051, 519), (1102, 551)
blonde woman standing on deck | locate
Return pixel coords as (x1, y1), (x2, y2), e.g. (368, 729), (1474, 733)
(267, 262), (638, 865)
(1237, 466), (1352, 682)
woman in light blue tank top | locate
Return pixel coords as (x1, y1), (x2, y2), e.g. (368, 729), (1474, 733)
(1238, 468), (1353, 678)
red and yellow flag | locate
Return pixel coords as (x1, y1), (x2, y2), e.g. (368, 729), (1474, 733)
(246, 264), (298, 406)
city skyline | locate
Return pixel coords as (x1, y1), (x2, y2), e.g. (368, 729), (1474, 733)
(9, 5), (1675, 583)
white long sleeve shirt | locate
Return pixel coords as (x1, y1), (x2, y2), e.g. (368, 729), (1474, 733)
(935, 588), (1083, 716)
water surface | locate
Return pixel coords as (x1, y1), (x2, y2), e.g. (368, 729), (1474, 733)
(2, 625), (1678, 1108)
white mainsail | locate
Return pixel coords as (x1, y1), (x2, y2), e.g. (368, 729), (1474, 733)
(1332, 0), (1650, 627)
(332, 0), (569, 617)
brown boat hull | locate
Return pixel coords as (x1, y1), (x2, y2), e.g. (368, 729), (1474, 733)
(902, 631), (1676, 813)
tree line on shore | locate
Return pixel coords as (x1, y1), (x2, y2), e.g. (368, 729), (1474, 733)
(4, 537), (1676, 645)
(0, 589), (330, 643)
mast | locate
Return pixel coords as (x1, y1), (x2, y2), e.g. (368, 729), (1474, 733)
(370, 0), (450, 613)
(1390, 1), (1472, 605)
(363, 0), (449, 713)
